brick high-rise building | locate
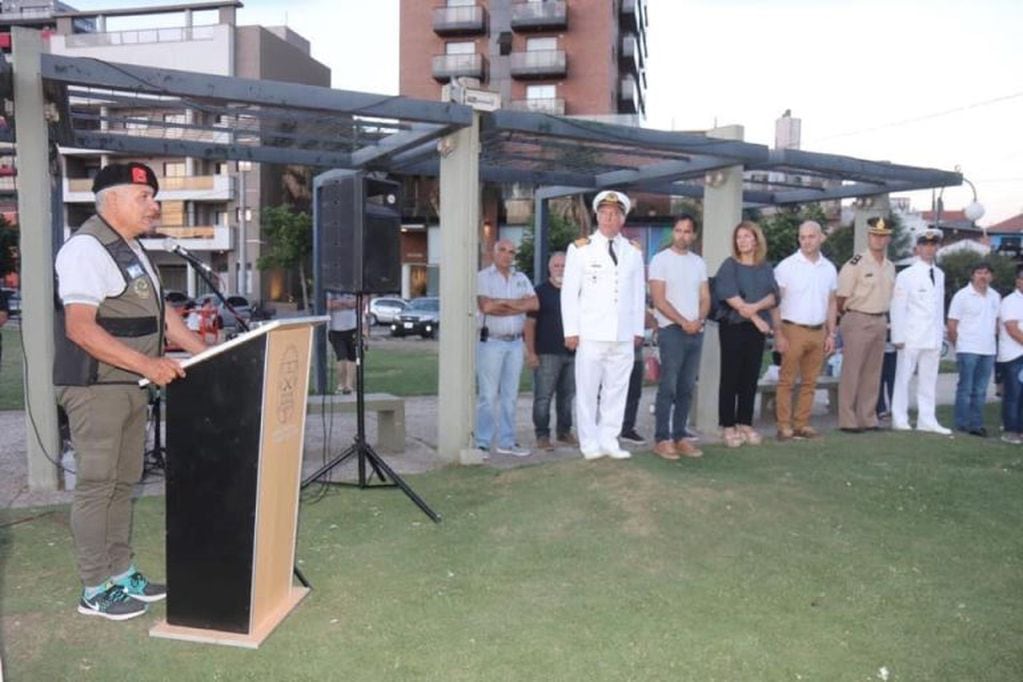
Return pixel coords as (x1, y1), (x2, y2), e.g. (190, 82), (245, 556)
(400, 0), (647, 123)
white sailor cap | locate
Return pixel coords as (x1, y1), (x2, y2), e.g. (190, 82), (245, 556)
(592, 190), (631, 215)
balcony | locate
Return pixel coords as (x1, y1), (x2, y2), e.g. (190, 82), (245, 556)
(620, 0), (645, 33)
(621, 34), (645, 74)
(140, 224), (233, 251)
(509, 49), (567, 79)
(618, 75), (644, 115)
(64, 174), (234, 203)
(510, 1), (567, 31)
(508, 98), (565, 115)
(432, 4), (487, 35)
(431, 53), (488, 82)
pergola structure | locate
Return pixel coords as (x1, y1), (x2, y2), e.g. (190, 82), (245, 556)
(9, 29), (963, 488)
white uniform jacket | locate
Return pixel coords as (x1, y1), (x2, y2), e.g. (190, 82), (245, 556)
(890, 259), (945, 350)
(561, 231), (645, 342)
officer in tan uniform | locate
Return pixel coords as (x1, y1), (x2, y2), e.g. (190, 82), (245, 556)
(836, 217), (896, 432)
(561, 190), (646, 460)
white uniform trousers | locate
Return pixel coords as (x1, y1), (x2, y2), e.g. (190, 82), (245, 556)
(891, 347), (941, 429)
(574, 339), (634, 454)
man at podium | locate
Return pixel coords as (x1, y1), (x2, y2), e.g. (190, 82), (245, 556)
(54, 162), (206, 621)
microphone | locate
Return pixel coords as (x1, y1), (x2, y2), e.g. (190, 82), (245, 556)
(163, 238), (215, 275)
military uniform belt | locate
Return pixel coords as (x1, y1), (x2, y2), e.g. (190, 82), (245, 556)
(847, 309), (885, 317)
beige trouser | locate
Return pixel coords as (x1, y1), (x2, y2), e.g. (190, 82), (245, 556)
(776, 323), (826, 431)
(59, 384), (149, 586)
(837, 311), (887, 430)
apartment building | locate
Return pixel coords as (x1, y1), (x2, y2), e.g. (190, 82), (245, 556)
(3, 0), (330, 303)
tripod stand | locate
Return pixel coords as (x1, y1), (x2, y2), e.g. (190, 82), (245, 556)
(143, 387), (166, 479)
(302, 292), (440, 523)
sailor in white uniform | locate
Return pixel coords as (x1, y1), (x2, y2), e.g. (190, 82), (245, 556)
(890, 229), (951, 434)
(560, 190), (646, 459)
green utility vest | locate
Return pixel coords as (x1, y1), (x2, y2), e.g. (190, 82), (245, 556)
(53, 215), (164, 386)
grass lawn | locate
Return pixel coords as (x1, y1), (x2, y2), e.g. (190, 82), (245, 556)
(0, 326), (24, 411)
(2, 425), (1022, 680)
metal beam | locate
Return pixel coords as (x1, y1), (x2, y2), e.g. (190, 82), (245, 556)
(485, 110), (770, 161)
(74, 131), (354, 168)
(351, 123), (459, 168)
(595, 156), (740, 188)
(43, 54), (475, 126)
(760, 149), (962, 187)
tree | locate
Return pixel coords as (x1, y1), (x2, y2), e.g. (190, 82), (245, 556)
(258, 205), (312, 310)
(515, 213), (581, 279)
(0, 214), (17, 278)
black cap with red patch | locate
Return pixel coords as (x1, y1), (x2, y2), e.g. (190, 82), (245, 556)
(91, 162), (159, 196)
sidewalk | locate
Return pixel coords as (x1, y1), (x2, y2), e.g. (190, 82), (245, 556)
(0, 374), (973, 510)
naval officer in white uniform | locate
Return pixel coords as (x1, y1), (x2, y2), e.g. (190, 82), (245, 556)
(890, 229), (951, 434)
(561, 190), (646, 460)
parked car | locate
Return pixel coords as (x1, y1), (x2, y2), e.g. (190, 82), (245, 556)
(367, 296), (407, 326)
(163, 289), (193, 313)
(197, 293), (253, 336)
(1, 287), (21, 318)
(390, 296), (440, 338)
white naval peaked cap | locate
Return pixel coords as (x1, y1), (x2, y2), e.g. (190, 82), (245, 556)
(592, 190), (631, 215)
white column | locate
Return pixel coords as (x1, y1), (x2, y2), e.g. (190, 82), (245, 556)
(13, 28), (61, 490)
(694, 125), (745, 437)
(437, 113), (481, 463)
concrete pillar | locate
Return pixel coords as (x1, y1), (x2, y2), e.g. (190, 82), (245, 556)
(694, 125), (745, 437)
(532, 194), (550, 285)
(437, 113), (481, 463)
(13, 28), (61, 491)
(853, 194), (891, 255)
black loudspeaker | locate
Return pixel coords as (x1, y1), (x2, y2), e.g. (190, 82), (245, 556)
(317, 173), (401, 293)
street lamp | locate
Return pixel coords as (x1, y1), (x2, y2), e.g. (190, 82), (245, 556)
(933, 166), (985, 236)
(237, 160), (252, 295)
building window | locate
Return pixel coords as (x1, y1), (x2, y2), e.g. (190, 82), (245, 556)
(446, 0), (475, 5)
(164, 162), (186, 177)
(526, 37), (557, 51)
(445, 41), (476, 55)
(526, 85), (556, 100)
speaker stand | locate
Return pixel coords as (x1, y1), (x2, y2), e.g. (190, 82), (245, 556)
(303, 293), (440, 524)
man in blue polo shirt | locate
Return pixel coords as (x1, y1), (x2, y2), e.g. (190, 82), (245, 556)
(525, 251), (577, 451)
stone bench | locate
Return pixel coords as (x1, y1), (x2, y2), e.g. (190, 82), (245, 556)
(306, 392), (406, 453)
(757, 375), (840, 419)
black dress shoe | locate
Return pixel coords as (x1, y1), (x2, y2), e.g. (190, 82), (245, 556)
(968, 428), (988, 438)
(839, 427), (863, 434)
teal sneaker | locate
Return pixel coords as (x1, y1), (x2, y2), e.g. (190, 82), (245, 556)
(78, 582), (147, 621)
(115, 571), (167, 603)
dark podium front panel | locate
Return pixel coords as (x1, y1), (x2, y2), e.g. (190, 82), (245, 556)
(165, 335), (267, 634)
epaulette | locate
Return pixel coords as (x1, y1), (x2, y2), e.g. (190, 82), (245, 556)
(629, 239), (642, 250)
(574, 237), (591, 247)
(848, 254), (862, 265)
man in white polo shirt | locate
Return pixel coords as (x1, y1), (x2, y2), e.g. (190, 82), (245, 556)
(947, 262), (1000, 437)
(770, 220), (838, 440)
(476, 239), (538, 457)
(648, 214), (710, 459)
(997, 266), (1023, 444)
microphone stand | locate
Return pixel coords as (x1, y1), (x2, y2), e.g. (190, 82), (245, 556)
(167, 246), (250, 333)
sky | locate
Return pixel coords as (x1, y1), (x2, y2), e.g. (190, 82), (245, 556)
(73, 0), (1023, 226)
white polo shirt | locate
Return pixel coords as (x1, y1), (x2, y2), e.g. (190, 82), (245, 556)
(947, 283), (999, 355)
(773, 250), (837, 326)
(648, 248), (708, 327)
(998, 290), (1023, 363)
(477, 264), (535, 337)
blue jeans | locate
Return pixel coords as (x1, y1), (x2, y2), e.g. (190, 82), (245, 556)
(532, 354), (575, 438)
(654, 325), (704, 442)
(476, 338), (524, 449)
(954, 353), (994, 431)
(1001, 355), (1023, 434)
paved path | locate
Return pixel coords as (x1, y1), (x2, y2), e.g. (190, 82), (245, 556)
(0, 374), (976, 510)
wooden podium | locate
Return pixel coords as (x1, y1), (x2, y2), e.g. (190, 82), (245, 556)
(149, 316), (327, 648)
